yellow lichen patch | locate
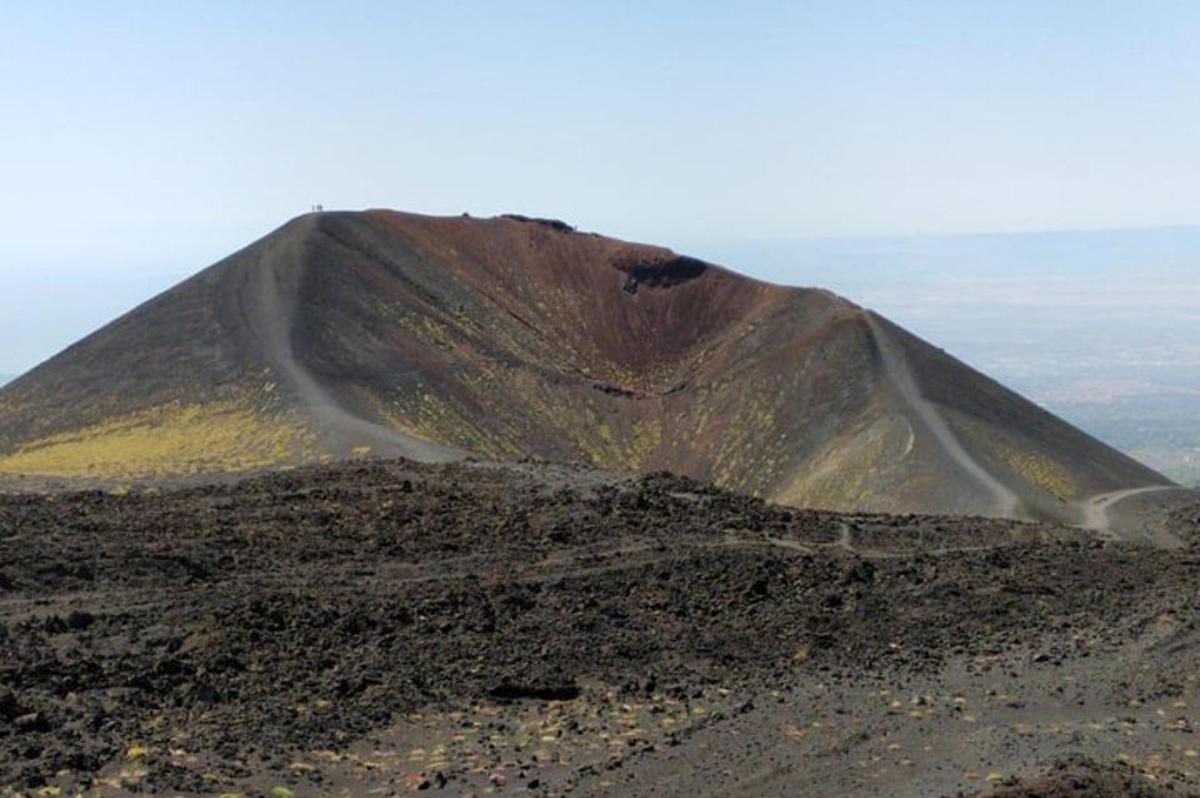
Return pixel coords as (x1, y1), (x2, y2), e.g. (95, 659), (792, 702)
(777, 415), (912, 512)
(951, 414), (1078, 500)
(625, 418), (663, 470)
(125, 743), (150, 759)
(372, 391), (519, 460)
(0, 400), (315, 478)
(1000, 450), (1076, 500)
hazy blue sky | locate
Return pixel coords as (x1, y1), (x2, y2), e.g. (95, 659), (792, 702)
(2, 1), (1199, 374)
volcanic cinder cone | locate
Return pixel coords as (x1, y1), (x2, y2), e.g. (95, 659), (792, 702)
(0, 210), (1175, 528)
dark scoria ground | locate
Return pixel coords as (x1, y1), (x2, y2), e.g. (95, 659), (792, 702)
(1, 460), (1199, 797)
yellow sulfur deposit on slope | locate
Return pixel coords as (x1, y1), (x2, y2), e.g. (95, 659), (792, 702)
(0, 400), (315, 478)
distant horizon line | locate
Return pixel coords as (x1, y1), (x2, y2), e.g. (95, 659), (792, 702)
(380, 208), (1200, 243)
(686, 221), (1200, 246)
(252, 206), (1200, 246)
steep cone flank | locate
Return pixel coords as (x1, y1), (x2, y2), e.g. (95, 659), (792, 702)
(0, 210), (1176, 527)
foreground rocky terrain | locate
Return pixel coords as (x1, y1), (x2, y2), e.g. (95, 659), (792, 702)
(1, 459), (1198, 796)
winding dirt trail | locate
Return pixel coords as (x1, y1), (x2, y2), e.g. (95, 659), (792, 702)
(1078, 484), (1182, 543)
(866, 313), (1022, 519)
(1080, 486), (1162, 531)
(241, 218), (464, 463)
